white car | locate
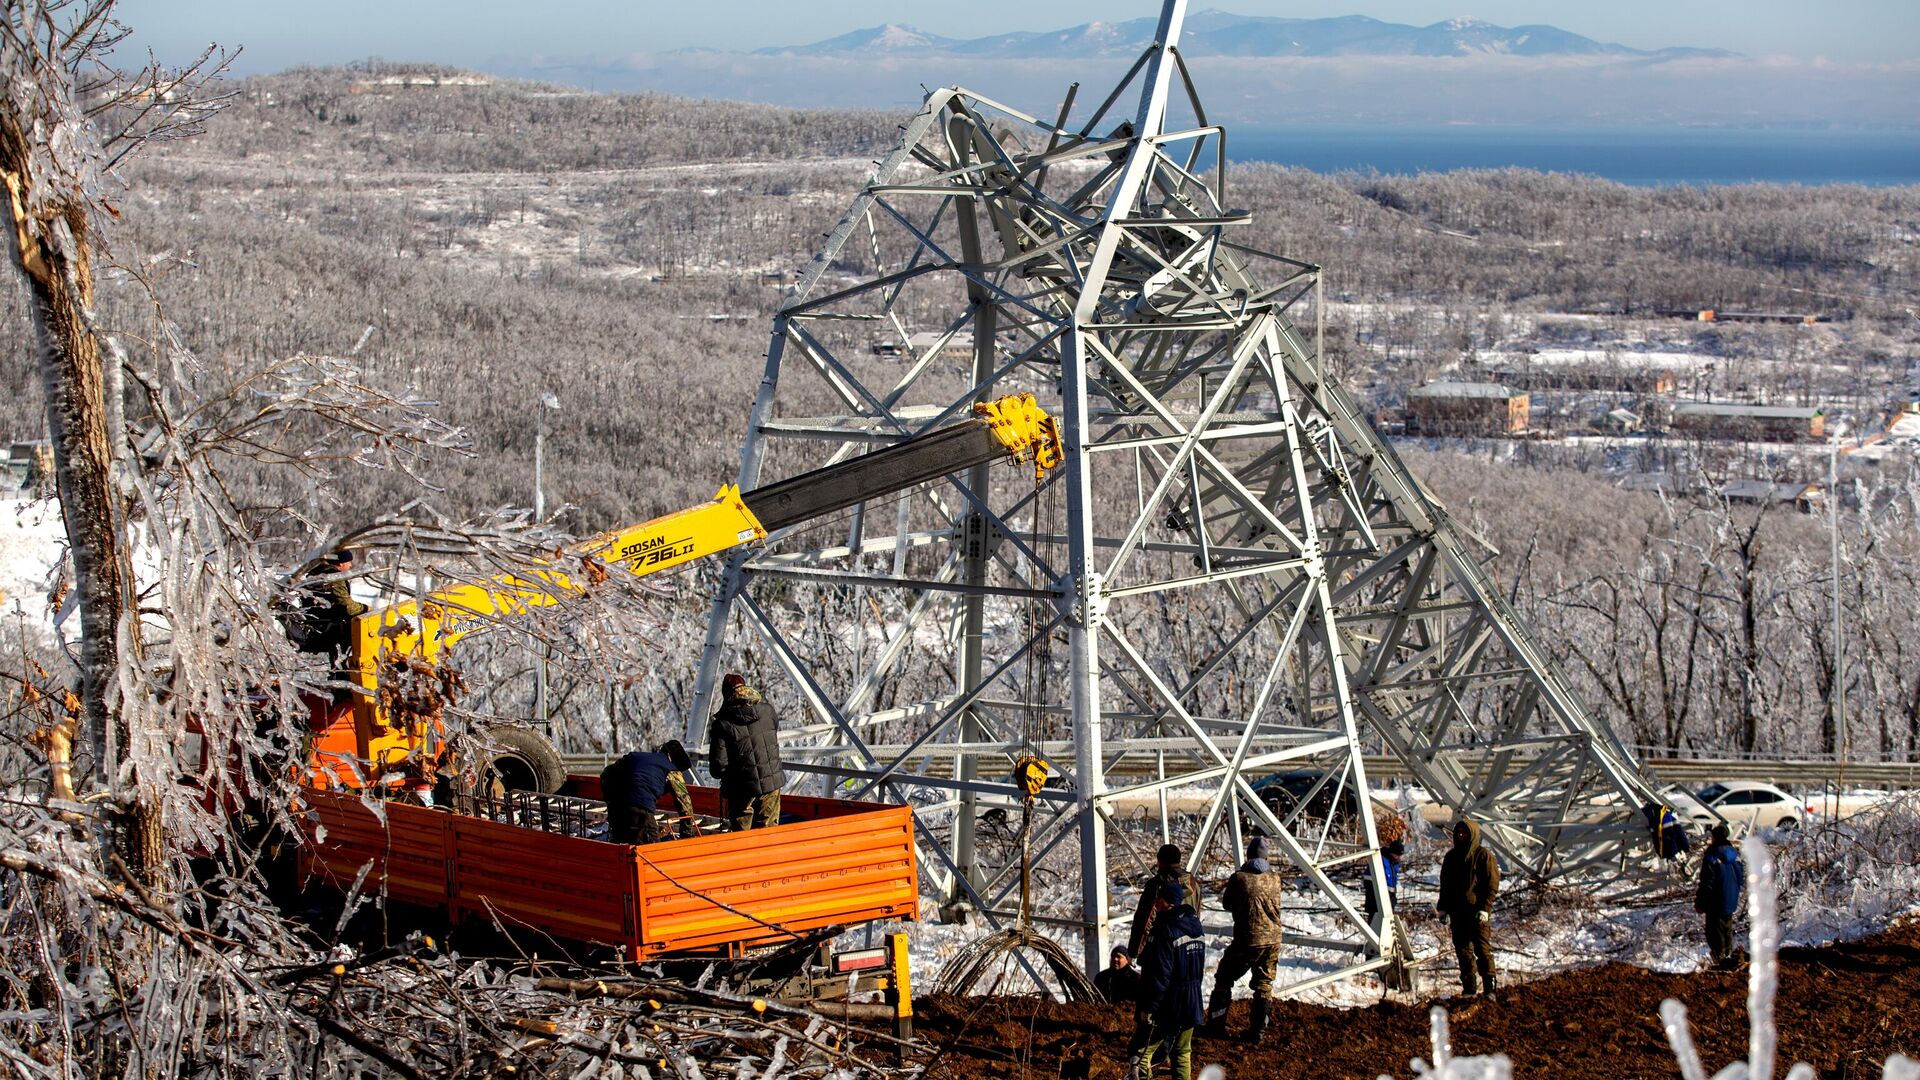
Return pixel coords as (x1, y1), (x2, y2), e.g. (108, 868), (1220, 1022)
(1683, 781), (1810, 831)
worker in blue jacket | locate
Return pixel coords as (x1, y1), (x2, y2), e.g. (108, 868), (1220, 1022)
(1129, 881), (1207, 1080)
(1364, 838), (1405, 924)
(1694, 823), (1745, 969)
(1645, 801), (1692, 862)
(600, 741), (698, 844)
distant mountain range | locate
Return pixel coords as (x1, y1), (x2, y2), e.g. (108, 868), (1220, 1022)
(749, 11), (1734, 61)
(485, 9), (1912, 129)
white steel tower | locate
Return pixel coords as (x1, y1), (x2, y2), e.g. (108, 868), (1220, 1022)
(691, 0), (1660, 985)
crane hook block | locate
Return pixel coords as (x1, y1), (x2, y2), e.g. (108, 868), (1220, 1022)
(1014, 755), (1049, 802)
(974, 393), (1065, 484)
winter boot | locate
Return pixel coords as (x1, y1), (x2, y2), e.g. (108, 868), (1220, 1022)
(1246, 997), (1270, 1043)
(1202, 999), (1230, 1039)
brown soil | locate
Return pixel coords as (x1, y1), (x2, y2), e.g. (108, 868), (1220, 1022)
(914, 919), (1920, 1080)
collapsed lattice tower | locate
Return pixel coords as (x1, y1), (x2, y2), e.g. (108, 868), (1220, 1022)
(688, 0), (1660, 984)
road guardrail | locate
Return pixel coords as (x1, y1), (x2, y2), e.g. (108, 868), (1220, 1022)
(562, 752), (1918, 789)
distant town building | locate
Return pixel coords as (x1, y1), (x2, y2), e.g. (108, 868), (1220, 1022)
(1719, 480), (1818, 512)
(1599, 407), (1644, 434)
(1657, 309), (1829, 325)
(1669, 402), (1825, 443)
(1477, 365), (1675, 396)
(1621, 472), (1685, 496)
(1407, 381), (1529, 436)
(6, 441), (53, 496)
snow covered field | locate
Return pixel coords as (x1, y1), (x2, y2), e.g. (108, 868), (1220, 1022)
(0, 496), (62, 641)
(850, 792), (1920, 1009)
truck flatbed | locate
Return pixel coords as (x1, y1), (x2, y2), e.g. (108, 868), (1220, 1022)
(298, 777), (918, 958)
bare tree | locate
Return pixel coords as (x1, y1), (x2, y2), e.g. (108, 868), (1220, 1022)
(2, 0), (233, 883)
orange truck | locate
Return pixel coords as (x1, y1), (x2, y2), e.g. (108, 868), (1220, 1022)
(288, 395), (1064, 1012)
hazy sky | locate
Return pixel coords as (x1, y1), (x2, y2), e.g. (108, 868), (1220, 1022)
(114, 1), (1920, 73)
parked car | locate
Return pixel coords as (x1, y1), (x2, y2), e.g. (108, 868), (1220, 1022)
(1252, 769), (1360, 826)
(1682, 781), (1810, 831)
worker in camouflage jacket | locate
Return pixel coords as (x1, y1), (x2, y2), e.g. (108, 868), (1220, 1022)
(1129, 881), (1207, 1080)
(1205, 836), (1284, 1042)
(709, 672), (785, 830)
(1437, 818), (1502, 998)
(290, 549), (367, 703)
(599, 741), (700, 844)
(294, 549), (367, 660)
(1694, 823), (1745, 969)
(1128, 843), (1205, 956)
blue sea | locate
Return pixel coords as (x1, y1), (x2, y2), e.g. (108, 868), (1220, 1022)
(1223, 126), (1920, 187)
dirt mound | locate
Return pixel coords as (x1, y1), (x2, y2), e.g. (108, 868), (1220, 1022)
(916, 919), (1920, 1079)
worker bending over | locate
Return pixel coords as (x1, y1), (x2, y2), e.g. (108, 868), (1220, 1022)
(709, 672), (785, 830)
(600, 741), (698, 844)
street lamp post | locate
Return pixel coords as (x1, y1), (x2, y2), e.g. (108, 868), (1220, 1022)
(535, 391), (560, 520)
(535, 391), (560, 727)
(1829, 445), (1847, 818)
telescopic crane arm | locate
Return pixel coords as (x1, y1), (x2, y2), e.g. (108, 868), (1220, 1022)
(332, 394), (1062, 778)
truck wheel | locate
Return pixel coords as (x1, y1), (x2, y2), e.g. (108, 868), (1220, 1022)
(481, 727), (567, 793)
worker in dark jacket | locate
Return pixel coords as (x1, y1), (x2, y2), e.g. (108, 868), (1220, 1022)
(1695, 823), (1745, 969)
(1205, 836), (1284, 1042)
(1645, 801), (1692, 863)
(1094, 945), (1142, 1004)
(1128, 843), (1205, 956)
(1129, 882), (1207, 1080)
(295, 549), (367, 660)
(1437, 818), (1501, 999)
(709, 672), (785, 830)
(290, 549), (368, 703)
(600, 741), (699, 844)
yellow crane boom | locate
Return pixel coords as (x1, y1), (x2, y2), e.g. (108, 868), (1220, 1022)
(325, 394), (1063, 783)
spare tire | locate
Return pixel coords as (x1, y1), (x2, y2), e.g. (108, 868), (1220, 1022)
(480, 726), (567, 793)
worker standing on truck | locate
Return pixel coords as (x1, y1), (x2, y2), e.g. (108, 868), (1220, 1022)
(709, 672), (785, 830)
(600, 741), (699, 844)
(290, 549), (367, 703)
(293, 549), (367, 659)
(1128, 843), (1204, 956)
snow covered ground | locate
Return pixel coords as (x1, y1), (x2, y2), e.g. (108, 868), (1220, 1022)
(1845, 409), (1920, 465)
(847, 792), (1920, 1008)
(0, 496), (63, 642)
(1477, 347), (1718, 374)
(0, 493), (381, 652)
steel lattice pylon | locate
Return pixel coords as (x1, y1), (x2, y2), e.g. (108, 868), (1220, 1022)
(688, 0), (1661, 984)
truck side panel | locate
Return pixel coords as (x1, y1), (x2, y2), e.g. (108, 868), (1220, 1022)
(446, 814), (639, 948)
(297, 785), (915, 958)
(635, 804), (917, 955)
(301, 790), (641, 950)
(302, 790), (451, 908)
